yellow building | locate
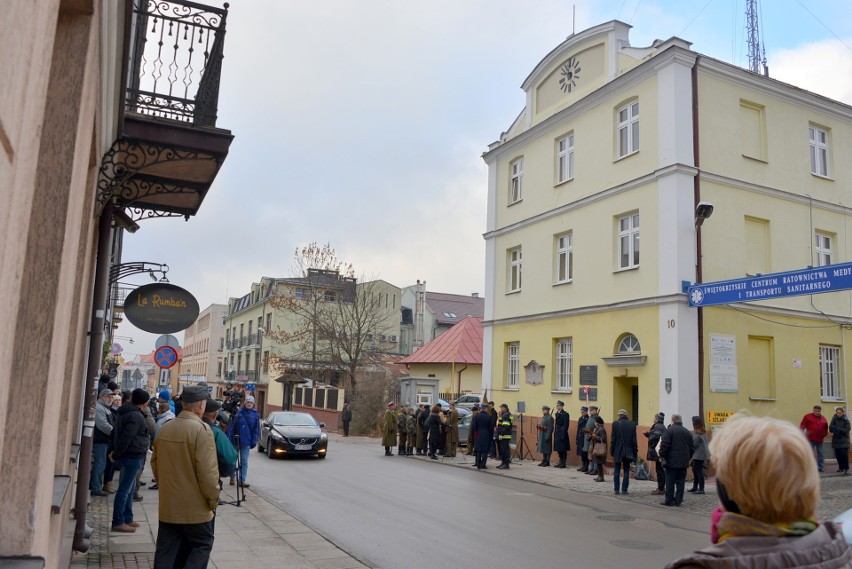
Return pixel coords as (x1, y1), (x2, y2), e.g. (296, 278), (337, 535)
(223, 274), (402, 413)
(483, 20), (852, 429)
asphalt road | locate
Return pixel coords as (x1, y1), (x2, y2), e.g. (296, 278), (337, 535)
(245, 435), (713, 569)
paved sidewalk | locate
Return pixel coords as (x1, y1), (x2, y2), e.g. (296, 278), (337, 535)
(70, 454), (369, 569)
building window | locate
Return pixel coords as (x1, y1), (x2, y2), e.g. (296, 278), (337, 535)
(815, 232), (833, 266)
(507, 343), (520, 389)
(555, 232), (573, 284)
(555, 338), (573, 391)
(556, 134), (574, 184)
(617, 101), (639, 158)
(508, 247), (522, 292)
(617, 334), (641, 354)
(295, 287), (309, 300)
(617, 212), (640, 270)
(820, 345), (841, 400)
(509, 158), (524, 204)
(809, 126), (830, 177)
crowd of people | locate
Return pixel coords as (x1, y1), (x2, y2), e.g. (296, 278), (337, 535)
(88, 377), (264, 568)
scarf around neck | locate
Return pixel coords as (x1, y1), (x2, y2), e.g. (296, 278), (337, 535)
(713, 510), (818, 544)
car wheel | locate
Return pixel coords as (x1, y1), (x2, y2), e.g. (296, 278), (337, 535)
(258, 438), (265, 453)
(266, 438), (276, 459)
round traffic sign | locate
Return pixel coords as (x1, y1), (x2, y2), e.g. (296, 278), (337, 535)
(155, 345), (178, 369)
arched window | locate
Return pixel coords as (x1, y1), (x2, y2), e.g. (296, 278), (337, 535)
(616, 334), (641, 354)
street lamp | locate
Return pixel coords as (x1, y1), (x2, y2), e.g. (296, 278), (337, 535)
(694, 201), (715, 417)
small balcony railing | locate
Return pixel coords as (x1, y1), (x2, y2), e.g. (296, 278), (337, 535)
(126, 0), (229, 127)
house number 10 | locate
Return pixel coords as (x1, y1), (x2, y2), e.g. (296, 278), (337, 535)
(667, 319), (676, 328)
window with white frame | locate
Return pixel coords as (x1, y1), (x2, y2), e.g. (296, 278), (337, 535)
(617, 212), (640, 269)
(555, 338), (573, 391)
(555, 232), (573, 284)
(509, 158), (524, 204)
(556, 134), (574, 184)
(507, 343), (520, 388)
(820, 345), (842, 400)
(617, 101), (639, 158)
(809, 126), (830, 177)
(508, 247), (522, 292)
(815, 232), (833, 266)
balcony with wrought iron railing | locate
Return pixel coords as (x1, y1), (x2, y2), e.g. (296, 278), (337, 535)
(96, 0), (234, 222)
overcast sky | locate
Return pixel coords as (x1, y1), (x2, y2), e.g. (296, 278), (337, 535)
(115, 0), (852, 358)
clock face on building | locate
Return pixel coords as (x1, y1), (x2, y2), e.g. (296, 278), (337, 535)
(558, 57), (581, 93)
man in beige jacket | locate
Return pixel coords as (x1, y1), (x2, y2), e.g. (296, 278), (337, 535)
(151, 385), (220, 568)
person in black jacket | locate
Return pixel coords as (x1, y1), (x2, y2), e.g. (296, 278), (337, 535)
(642, 412), (666, 495)
(830, 406), (851, 474)
(575, 406), (589, 471)
(658, 414), (695, 507)
(611, 409), (638, 494)
(423, 405), (445, 459)
(110, 388), (151, 533)
(553, 401), (570, 468)
(417, 405), (429, 455)
(471, 405), (494, 470)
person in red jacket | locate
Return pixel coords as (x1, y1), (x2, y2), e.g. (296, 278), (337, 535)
(800, 405), (829, 472)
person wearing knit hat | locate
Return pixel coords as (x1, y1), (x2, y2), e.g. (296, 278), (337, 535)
(110, 388), (150, 533)
(226, 392), (260, 488)
(158, 390), (175, 414)
(644, 412), (667, 495)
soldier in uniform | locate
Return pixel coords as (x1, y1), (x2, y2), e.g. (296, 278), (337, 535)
(405, 407), (417, 456)
(584, 405), (602, 475)
(553, 400), (570, 468)
(382, 402), (397, 456)
(445, 402), (459, 458)
(576, 406), (590, 472)
(397, 406), (408, 456)
(537, 405), (554, 467)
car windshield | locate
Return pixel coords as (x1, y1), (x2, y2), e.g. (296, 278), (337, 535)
(272, 413), (317, 427)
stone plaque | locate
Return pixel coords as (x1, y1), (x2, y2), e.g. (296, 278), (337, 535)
(524, 360), (544, 385)
(579, 365), (598, 385)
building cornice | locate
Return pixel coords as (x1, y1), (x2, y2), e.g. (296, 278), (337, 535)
(483, 163), (698, 240)
(481, 292), (687, 327)
(699, 171), (852, 215)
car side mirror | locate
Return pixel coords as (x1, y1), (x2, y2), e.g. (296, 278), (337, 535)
(262, 421), (270, 428)
(319, 422), (326, 429)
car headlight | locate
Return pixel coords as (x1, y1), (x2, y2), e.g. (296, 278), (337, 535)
(320, 433), (328, 441)
(271, 431), (284, 440)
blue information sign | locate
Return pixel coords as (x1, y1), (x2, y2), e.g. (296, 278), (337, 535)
(245, 383), (256, 391)
(687, 261), (852, 307)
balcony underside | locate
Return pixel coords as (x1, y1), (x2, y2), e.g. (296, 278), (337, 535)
(96, 114), (233, 220)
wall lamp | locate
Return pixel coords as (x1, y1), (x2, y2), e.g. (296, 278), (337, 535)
(695, 202), (714, 227)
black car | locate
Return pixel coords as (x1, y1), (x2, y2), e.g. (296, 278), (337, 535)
(258, 411), (328, 459)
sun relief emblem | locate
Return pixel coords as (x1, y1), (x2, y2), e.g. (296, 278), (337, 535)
(558, 57), (581, 93)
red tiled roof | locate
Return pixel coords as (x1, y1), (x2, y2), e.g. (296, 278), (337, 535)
(400, 317), (483, 365)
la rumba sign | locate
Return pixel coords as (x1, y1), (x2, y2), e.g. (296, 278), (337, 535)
(124, 283), (200, 334)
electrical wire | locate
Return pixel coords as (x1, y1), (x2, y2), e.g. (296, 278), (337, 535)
(725, 304), (846, 328)
(629, 0), (643, 24)
(793, 0), (852, 54)
(679, 0), (717, 37)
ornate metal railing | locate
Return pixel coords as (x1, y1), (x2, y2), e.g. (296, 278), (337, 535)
(126, 0), (229, 127)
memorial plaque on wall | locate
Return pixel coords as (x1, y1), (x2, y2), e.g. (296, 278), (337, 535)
(585, 387), (598, 401)
(579, 365), (598, 385)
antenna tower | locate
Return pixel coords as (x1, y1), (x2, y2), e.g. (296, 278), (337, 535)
(745, 0), (767, 75)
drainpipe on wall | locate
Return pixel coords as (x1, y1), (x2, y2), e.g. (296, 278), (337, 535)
(73, 202), (114, 552)
(456, 364), (468, 395)
(692, 57), (705, 418)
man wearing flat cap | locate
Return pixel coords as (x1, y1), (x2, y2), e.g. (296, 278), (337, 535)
(611, 408), (638, 495)
(553, 400), (570, 468)
(152, 385), (220, 568)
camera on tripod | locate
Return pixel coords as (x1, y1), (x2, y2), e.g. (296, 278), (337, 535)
(222, 386), (244, 416)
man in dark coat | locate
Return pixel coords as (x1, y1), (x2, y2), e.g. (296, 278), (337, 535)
(341, 402), (352, 437)
(658, 413), (695, 507)
(536, 405), (554, 467)
(610, 409), (638, 495)
(576, 406), (589, 471)
(553, 400), (570, 468)
(110, 388), (151, 533)
(643, 412), (667, 495)
(416, 404), (429, 455)
(471, 405), (494, 470)
(487, 401), (499, 459)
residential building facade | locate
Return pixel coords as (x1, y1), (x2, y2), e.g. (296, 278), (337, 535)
(399, 284), (485, 354)
(179, 303), (227, 387)
(483, 20), (852, 428)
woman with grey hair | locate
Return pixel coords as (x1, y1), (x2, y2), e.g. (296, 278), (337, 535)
(830, 407), (850, 475)
(666, 414), (852, 568)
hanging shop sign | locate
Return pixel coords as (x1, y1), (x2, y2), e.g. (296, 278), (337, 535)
(124, 282), (200, 334)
